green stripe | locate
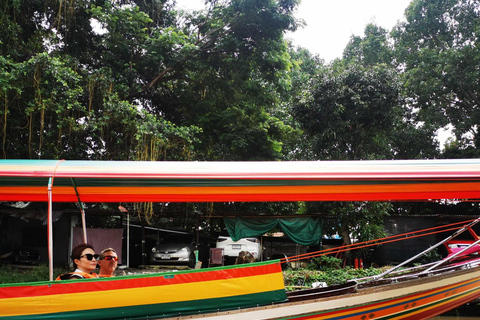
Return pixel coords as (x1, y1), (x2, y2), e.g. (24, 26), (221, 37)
(1, 177), (477, 188)
(0, 260), (280, 288)
(0, 177), (50, 186)
(0, 290), (287, 320)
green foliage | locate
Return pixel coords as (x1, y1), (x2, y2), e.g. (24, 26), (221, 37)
(311, 201), (392, 250)
(2, 0), (480, 229)
(0, 265), (68, 284)
(293, 63), (403, 160)
(1, 0), (301, 162)
(1, 53), (84, 158)
(283, 267), (382, 290)
(418, 248), (443, 265)
(392, 0), (480, 153)
(307, 255), (342, 270)
(343, 24), (393, 66)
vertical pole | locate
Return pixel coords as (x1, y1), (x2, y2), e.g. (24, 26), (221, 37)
(69, 217), (74, 268)
(47, 159), (64, 281)
(260, 236), (263, 261)
(47, 177), (54, 281)
(119, 206), (129, 268)
(81, 208), (87, 243)
(127, 212), (130, 268)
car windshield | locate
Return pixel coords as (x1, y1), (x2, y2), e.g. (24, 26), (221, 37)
(161, 234), (193, 244)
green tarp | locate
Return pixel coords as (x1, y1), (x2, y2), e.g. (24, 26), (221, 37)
(224, 217), (321, 246)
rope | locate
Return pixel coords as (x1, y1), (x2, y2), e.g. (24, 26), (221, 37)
(281, 218), (477, 264)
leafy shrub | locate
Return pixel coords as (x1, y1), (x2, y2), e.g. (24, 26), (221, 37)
(283, 267), (382, 291)
(418, 248), (443, 265)
(307, 255), (342, 270)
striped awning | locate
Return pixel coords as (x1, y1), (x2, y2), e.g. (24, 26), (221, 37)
(1, 159), (480, 202)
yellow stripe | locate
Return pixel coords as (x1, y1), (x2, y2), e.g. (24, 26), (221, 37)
(0, 273), (284, 316)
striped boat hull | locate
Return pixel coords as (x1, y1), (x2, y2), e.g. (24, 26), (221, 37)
(178, 267), (480, 320)
(0, 262), (286, 319)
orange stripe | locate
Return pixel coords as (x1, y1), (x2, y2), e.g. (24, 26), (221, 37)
(1, 182), (480, 202)
(2, 181), (480, 194)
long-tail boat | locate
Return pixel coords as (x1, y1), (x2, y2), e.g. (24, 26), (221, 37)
(1, 159), (480, 320)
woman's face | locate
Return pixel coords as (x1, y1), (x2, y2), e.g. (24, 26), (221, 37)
(74, 248), (98, 273)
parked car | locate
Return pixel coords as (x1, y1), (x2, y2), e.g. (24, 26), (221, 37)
(1, 240), (41, 265)
(13, 247), (41, 265)
(215, 236), (262, 264)
(150, 233), (210, 268)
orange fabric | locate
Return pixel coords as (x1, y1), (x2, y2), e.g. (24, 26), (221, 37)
(55, 272), (98, 280)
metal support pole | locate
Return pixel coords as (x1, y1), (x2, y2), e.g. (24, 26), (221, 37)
(374, 217), (480, 280)
(81, 208), (87, 244)
(46, 159), (64, 281)
(70, 178), (87, 243)
(422, 238), (480, 274)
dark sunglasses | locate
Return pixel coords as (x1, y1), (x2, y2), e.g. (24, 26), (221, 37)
(102, 256), (118, 261)
(80, 253), (99, 261)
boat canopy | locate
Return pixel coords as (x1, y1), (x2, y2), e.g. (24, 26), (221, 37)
(1, 159), (480, 202)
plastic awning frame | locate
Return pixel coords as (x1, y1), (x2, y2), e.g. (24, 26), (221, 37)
(2, 159), (480, 203)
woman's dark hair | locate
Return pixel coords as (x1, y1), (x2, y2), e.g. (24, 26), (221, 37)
(71, 243), (95, 268)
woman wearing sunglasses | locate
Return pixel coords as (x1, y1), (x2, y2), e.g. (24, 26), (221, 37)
(56, 243), (99, 280)
(98, 248), (118, 277)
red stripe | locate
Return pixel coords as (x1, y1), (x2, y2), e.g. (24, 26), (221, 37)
(2, 190), (480, 202)
(0, 262), (281, 299)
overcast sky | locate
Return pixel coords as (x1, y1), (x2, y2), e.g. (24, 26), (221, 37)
(175, 0), (413, 62)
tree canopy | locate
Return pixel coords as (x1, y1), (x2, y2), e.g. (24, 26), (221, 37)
(1, 0), (480, 242)
(392, 0), (480, 156)
(1, 0), (301, 161)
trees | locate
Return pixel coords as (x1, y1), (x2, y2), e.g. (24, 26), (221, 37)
(0, 0), (304, 227)
(3, 0), (478, 242)
(288, 20), (442, 246)
(0, 0), (301, 161)
(288, 38), (403, 246)
(392, 0), (480, 156)
(292, 62), (403, 160)
(343, 24), (393, 66)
